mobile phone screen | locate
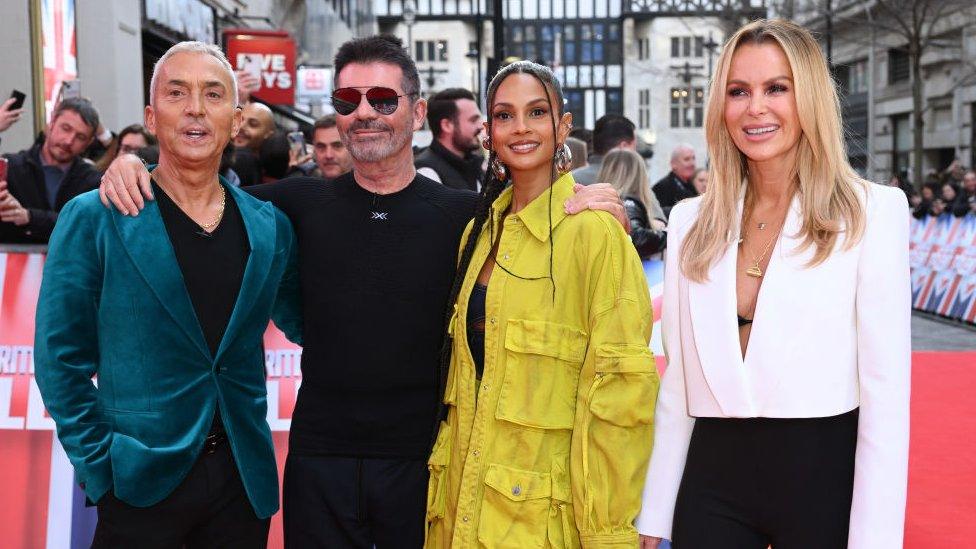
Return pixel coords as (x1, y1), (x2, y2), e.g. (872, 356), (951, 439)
(0, 157), (8, 182)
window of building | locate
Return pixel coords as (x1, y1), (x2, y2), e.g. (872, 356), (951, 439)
(671, 35), (704, 58)
(892, 114), (911, 174)
(606, 89), (623, 115)
(414, 40), (448, 62)
(836, 59), (868, 95)
(889, 47), (909, 84)
(933, 106), (953, 131)
(638, 38), (650, 60)
(638, 89), (651, 129)
(849, 60), (868, 93)
(670, 87), (705, 128)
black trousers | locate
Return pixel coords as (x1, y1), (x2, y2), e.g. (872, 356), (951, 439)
(283, 454), (428, 549)
(672, 409), (859, 549)
(91, 437), (269, 548)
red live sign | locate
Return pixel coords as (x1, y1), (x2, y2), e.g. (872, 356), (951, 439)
(224, 29), (296, 105)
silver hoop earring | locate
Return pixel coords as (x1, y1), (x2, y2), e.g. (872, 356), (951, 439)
(554, 143), (573, 174)
(490, 157), (508, 181)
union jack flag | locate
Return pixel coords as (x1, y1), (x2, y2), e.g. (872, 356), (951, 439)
(41, 0), (78, 122)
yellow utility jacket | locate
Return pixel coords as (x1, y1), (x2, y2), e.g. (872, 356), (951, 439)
(426, 173), (659, 549)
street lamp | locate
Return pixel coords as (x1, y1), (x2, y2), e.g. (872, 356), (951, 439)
(403, 0), (416, 62)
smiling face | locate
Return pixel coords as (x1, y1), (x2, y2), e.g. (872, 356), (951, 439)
(234, 103), (276, 151)
(334, 62), (425, 164)
(146, 51), (241, 167)
(487, 72), (571, 180)
(723, 42), (801, 170)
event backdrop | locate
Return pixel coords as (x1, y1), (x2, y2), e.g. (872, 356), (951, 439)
(0, 250), (664, 548)
(909, 213), (976, 324)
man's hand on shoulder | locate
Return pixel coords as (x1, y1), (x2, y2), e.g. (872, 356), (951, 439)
(99, 154), (153, 216)
(564, 182), (631, 234)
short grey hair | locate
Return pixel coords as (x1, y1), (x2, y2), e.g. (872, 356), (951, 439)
(670, 143), (695, 162)
(149, 41), (238, 106)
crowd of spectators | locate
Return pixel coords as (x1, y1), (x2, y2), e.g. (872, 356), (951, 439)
(0, 73), (358, 245)
(902, 160), (976, 219)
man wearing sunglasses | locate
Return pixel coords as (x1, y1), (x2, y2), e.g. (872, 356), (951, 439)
(98, 35), (628, 548)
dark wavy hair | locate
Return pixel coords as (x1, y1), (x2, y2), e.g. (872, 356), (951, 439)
(432, 61), (566, 441)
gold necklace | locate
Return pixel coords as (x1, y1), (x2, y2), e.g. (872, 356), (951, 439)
(152, 172), (226, 232)
(740, 222), (781, 278)
(198, 184), (226, 231)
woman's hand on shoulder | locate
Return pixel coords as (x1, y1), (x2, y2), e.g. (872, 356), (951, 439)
(565, 183), (631, 234)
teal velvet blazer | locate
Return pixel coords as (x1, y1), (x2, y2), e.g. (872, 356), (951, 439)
(34, 180), (302, 519)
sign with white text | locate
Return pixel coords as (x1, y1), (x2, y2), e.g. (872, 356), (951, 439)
(224, 29), (297, 105)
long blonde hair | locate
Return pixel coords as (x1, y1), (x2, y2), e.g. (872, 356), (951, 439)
(681, 19), (866, 282)
(597, 149), (655, 218)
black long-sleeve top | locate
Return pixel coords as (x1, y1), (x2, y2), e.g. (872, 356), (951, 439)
(247, 173), (477, 459)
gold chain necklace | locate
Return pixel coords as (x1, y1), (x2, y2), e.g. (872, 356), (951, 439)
(740, 221), (782, 278)
(152, 172), (226, 232)
(198, 184), (226, 231)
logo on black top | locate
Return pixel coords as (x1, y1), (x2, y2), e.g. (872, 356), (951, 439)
(370, 211), (389, 221)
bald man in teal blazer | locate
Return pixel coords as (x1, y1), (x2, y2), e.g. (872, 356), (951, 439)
(34, 43), (302, 546)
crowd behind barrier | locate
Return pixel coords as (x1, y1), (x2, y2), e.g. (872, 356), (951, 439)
(909, 212), (976, 324)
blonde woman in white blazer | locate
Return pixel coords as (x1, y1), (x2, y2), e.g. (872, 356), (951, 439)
(638, 20), (910, 549)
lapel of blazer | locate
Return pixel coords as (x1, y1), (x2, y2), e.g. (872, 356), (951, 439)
(687, 232), (754, 414)
(112, 199), (211, 362)
(213, 183), (275, 364)
(686, 189), (752, 412)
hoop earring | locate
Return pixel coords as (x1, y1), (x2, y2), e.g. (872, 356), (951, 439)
(490, 157), (508, 181)
(554, 143), (573, 174)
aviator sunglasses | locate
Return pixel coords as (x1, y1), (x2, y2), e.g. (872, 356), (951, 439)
(331, 87), (415, 116)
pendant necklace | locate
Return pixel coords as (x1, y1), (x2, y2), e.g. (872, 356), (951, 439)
(741, 221), (781, 278)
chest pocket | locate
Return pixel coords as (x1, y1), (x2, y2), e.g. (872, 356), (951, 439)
(496, 319), (587, 430)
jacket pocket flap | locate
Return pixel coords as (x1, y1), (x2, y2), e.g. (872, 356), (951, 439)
(483, 464), (551, 502)
(504, 319), (587, 362)
(595, 343), (654, 374)
(428, 423), (452, 468)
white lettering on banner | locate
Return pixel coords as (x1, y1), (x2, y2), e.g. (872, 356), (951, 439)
(26, 378), (55, 430)
(236, 53), (293, 90)
(0, 347), (302, 431)
(0, 377), (25, 429)
(266, 378), (302, 431)
(265, 348), (303, 377)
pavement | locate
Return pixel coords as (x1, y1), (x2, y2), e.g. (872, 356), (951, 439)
(911, 312), (976, 351)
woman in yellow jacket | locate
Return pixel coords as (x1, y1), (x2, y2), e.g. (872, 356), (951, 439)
(425, 60), (659, 549)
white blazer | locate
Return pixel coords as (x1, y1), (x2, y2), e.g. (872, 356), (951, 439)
(637, 184), (911, 549)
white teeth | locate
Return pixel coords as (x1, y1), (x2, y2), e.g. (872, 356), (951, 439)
(745, 126), (777, 135)
(510, 143), (539, 152)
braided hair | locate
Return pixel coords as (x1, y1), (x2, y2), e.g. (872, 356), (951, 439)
(432, 61), (567, 442)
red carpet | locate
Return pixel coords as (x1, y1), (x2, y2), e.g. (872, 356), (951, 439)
(905, 352), (976, 547)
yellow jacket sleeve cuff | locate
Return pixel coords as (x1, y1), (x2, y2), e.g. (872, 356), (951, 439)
(580, 531), (639, 548)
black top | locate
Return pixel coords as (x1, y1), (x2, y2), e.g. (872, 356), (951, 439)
(652, 171), (699, 221)
(247, 173), (477, 459)
(154, 181), (250, 435)
(0, 138), (102, 244)
(414, 139), (485, 192)
(466, 283), (488, 379)
(623, 195), (667, 259)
